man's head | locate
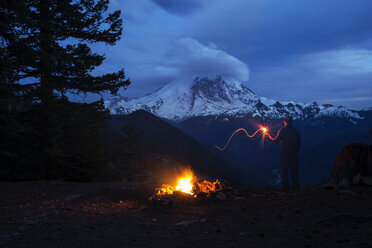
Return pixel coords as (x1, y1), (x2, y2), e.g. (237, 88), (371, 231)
(283, 116), (292, 127)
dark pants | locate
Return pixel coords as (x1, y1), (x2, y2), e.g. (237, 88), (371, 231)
(281, 154), (299, 190)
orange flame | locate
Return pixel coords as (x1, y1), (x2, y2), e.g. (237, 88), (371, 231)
(175, 169), (194, 194)
(176, 177), (193, 194)
(156, 169), (195, 196)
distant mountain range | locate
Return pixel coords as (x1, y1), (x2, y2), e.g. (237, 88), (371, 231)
(106, 75), (363, 122)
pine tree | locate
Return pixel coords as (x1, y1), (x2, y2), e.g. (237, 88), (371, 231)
(0, 0), (24, 178)
(0, 0), (130, 180)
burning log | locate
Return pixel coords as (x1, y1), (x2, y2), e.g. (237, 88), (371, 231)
(148, 170), (235, 204)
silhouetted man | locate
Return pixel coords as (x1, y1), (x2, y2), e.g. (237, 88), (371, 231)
(267, 116), (301, 190)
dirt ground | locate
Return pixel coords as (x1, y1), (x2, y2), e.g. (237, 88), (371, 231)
(0, 181), (371, 248)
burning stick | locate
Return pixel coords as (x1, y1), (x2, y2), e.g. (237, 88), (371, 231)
(215, 127), (268, 151)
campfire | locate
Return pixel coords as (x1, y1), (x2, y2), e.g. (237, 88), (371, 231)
(149, 169), (234, 204)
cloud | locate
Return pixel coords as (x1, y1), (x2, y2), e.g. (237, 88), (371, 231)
(152, 0), (208, 15)
(305, 49), (372, 75)
(157, 37), (250, 81)
(248, 48), (372, 109)
(115, 38), (249, 97)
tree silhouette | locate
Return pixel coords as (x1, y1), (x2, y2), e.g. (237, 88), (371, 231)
(0, 0), (130, 180)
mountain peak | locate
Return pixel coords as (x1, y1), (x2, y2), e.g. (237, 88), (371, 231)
(190, 75), (257, 105)
(106, 75), (362, 122)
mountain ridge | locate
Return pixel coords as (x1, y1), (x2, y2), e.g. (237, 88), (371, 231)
(106, 75), (363, 122)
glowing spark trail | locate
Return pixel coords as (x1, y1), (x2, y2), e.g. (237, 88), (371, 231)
(215, 128), (262, 151)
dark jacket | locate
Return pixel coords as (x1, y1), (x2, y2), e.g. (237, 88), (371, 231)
(273, 124), (301, 155)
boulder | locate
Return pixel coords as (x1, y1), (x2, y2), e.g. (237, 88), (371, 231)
(330, 143), (372, 187)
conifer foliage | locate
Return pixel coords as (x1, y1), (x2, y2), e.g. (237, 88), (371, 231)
(0, 0), (130, 180)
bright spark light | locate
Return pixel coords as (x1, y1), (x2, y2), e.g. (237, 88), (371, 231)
(262, 127), (267, 133)
(176, 177), (193, 194)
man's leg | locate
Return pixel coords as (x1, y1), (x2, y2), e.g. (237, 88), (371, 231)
(289, 155), (300, 189)
(281, 155), (289, 190)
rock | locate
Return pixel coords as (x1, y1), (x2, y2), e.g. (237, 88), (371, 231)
(361, 176), (372, 186)
(172, 191), (195, 205)
(322, 183), (336, 190)
(336, 238), (350, 243)
(159, 198), (171, 205)
(175, 218), (207, 226)
(330, 143), (372, 187)
(65, 194), (82, 201)
(175, 220), (199, 226)
(240, 206), (248, 212)
(352, 174), (362, 184)
(0, 234), (11, 241)
(234, 197), (245, 201)
(194, 190), (207, 198)
(215, 192), (226, 201)
(340, 190), (358, 196)
(220, 181), (234, 191)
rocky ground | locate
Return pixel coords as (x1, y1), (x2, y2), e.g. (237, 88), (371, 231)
(1, 181), (371, 248)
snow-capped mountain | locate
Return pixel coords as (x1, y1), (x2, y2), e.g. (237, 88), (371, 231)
(105, 75), (362, 122)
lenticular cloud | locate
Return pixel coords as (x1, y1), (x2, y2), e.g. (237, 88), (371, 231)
(160, 37), (250, 82)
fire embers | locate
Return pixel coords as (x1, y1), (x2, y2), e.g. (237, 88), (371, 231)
(149, 178), (235, 205)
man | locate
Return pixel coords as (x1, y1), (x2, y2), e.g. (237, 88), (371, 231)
(266, 116), (301, 190)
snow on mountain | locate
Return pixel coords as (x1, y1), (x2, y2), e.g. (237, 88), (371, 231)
(361, 106), (372, 111)
(105, 75), (362, 122)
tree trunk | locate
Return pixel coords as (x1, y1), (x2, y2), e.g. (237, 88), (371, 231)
(38, 0), (54, 178)
(39, 0), (53, 102)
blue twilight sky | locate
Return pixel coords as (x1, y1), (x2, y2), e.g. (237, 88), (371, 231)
(92, 0), (372, 109)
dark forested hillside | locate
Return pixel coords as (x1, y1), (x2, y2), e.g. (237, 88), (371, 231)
(107, 110), (246, 185)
